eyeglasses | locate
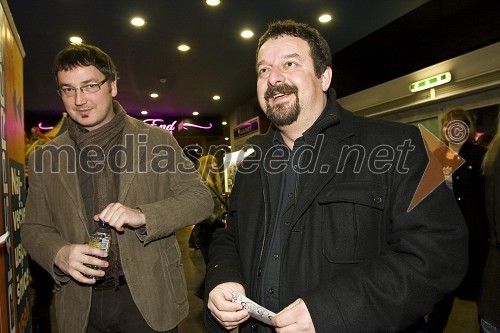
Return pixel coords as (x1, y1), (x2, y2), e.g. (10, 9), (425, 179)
(57, 78), (108, 97)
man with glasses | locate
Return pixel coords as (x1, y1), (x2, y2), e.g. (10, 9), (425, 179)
(21, 44), (213, 333)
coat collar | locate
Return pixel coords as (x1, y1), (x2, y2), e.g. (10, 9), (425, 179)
(248, 88), (354, 150)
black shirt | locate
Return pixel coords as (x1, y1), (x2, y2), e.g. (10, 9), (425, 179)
(259, 133), (304, 331)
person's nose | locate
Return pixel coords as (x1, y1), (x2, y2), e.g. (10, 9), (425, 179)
(267, 67), (286, 86)
(74, 88), (87, 105)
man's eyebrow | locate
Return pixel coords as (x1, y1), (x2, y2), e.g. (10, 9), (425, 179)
(256, 60), (267, 69)
(282, 53), (302, 60)
(59, 79), (99, 87)
(256, 53), (303, 68)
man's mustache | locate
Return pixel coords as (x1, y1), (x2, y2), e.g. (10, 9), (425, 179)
(264, 84), (298, 100)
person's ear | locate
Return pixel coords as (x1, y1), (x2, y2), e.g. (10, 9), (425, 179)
(110, 80), (118, 97)
(320, 67), (332, 91)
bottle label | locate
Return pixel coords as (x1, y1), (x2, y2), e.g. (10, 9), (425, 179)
(88, 237), (111, 253)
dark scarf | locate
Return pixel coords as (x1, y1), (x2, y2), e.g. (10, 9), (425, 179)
(68, 100), (127, 286)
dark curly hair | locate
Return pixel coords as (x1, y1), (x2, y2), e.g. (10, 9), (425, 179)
(256, 19), (332, 78)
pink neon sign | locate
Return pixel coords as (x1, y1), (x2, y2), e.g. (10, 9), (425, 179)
(36, 119), (213, 136)
(143, 119), (213, 134)
(38, 122), (54, 130)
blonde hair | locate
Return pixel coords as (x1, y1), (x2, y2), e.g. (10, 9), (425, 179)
(440, 108), (476, 144)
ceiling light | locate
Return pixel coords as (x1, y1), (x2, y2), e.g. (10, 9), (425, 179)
(178, 44), (190, 52)
(131, 17), (145, 27)
(141, 110), (148, 115)
(222, 121), (227, 125)
(212, 95), (221, 100)
(206, 0), (220, 6)
(150, 93), (159, 98)
(224, 137), (229, 141)
(319, 14), (332, 23)
(69, 36), (83, 44)
(240, 30), (254, 39)
(192, 111), (199, 116)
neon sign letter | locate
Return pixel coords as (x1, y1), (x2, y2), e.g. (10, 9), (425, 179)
(144, 118), (212, 135)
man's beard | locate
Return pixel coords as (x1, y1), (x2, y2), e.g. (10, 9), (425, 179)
(264, 84), (300, 127)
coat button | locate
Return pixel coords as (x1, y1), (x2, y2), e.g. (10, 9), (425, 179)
(268, 288), (274, 294)
(257, 267), (262, 276)
(373, 196), (383, 204)
(252, 322), (258, 330)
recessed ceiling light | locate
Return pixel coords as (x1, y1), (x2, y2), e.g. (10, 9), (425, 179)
(222, 121), (227, 126)
(150, 93), (159, 98)
(224, 137), (229, 141)
(141, 110), (148, 115)
(319, 14), (332, 23)
(178, 44), (190, 52)
(212, 95), (221, 100)
(131, 17), (146, 27)
(69, 36), (83, 44)
(240, 30), (254, 39)
(192, 111), (199, 116)
(206, 0), (220, 6)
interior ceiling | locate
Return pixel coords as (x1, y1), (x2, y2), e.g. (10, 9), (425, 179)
(7, 0), (432, 118)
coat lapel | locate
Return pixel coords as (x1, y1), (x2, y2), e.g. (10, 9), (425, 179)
(54, 136), (88, 229)
(291, 106), (355, 223)
(117, 117), (149, 203)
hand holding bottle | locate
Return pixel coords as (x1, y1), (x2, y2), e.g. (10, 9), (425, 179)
(54, 242), (109, 284)
(85, 219), (112, 280)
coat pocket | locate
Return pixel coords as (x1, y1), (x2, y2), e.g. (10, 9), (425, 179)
(318, 181), (387, 263)
(161, 241), (188, 305)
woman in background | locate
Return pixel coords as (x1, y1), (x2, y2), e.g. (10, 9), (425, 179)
(427, 108), (489, 332)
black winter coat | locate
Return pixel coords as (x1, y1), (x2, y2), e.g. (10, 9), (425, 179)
(452, 140), (488, 300)
(205, 89), (468, 333)
(479, 137), (500, 327)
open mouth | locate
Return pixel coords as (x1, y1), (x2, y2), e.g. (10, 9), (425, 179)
(271, 93), (292, 103)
